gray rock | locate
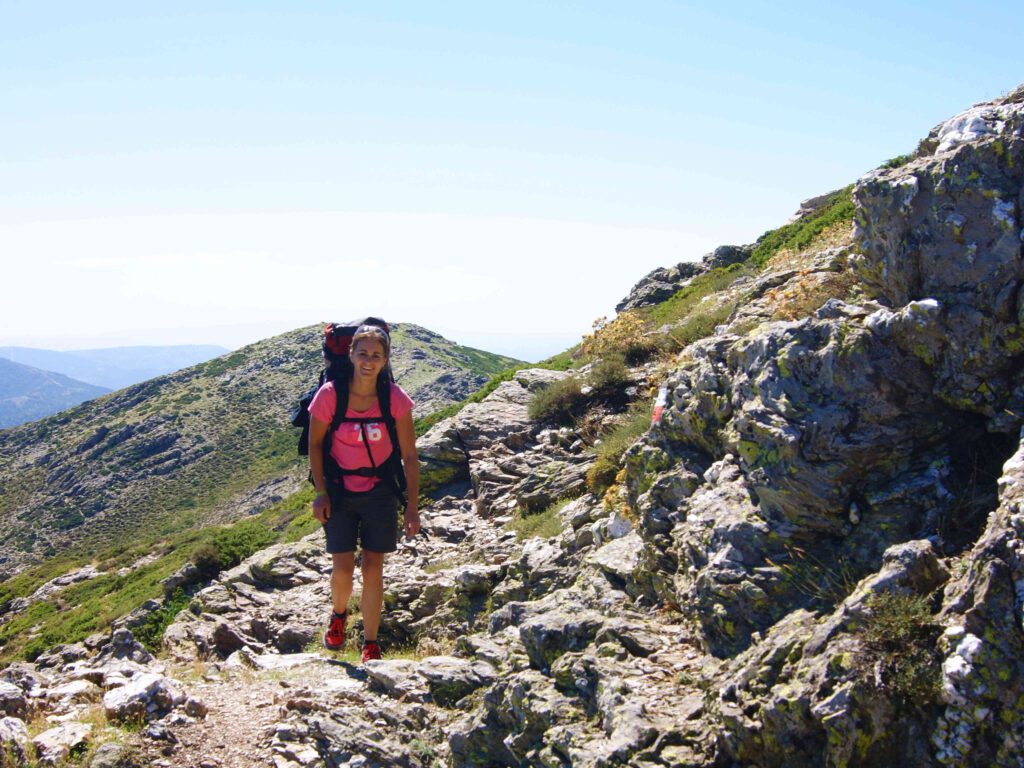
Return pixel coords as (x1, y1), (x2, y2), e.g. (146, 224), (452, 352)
(588, 531), (644, 585)
(0, 716), (29, 763)
(89, 741), (140, 768)
(224, 540), (324, 590)
(853, 91), (1024, 422)
(160, 562), (203, 598)
(416, 656), (498, 706)
(32, 722), (92, 766)
(616, 261), (706, 313)
(0, 681), (26, 718)
(702, 244), (753, 270)
(519, 609), (606, 670)
(47, 679), (102, 710)
(102, 672), (185, 723)
(95, 629), (153, 666)
(363, 659), (429, 701)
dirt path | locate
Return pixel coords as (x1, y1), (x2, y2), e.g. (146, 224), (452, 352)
(135, 656), (359, 768)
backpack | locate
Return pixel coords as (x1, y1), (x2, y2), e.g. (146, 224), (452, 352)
(290, 318), (408, 506)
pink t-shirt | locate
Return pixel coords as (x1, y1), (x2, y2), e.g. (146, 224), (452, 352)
(308, 381), (414, 492)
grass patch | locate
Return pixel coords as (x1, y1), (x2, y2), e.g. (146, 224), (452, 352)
(587, 401), (652, 496)
(0, 482), (323, 662)
(748, 186), (855, 268)
(645, 262), (752, 329)
(663, 300), (738, 350)
(765, 543), (857, 608)
(878, 153), (913, 170)
(508, 499), (568, 540)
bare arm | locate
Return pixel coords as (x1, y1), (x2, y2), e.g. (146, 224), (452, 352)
(395, 410), (420, 537)
(309, 415), (331, 522)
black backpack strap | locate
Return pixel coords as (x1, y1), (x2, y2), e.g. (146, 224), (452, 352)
(322, 374), (350, 489)
(376, 374), (408, 507)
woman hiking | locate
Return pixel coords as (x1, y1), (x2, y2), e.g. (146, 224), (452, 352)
(307, 321), (420, 662)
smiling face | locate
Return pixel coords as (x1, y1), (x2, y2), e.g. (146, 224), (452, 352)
(350, 337), (388, 382)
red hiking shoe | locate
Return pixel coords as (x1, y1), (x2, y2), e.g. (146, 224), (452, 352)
(323, 611), (346, 651)
(361, 640), (382, 662)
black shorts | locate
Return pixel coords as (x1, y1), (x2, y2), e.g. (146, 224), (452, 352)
(324, 483), (399, 554)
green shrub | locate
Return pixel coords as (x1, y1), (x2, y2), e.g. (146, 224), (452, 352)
(587, 355), (630, 399)
(190, 543), (221, 576)
(134, 588), (192, 653)
(188, 518), (275, 577)
(879, 153), (913, 170)
(208, 519), (276, 570)
(528, 377), (585, 426)
(856, 591), (942, 703)
(538, 345), (581, 371)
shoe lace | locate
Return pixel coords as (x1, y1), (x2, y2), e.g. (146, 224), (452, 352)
(326, 614), (345, 639)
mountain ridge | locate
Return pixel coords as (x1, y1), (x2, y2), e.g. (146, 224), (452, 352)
(0, 358), (110, 429)
(0, 344), (231, 391)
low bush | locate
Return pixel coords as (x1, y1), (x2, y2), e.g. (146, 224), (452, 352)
(134, 588), (192, 653)
(581, 312), (659, 364)
(189, 518), (276, 577)
(587, 355), (630, 401)
(856, 591), (942, 703)
(190, 543), (221, 576)
(528, 377), (585, 426)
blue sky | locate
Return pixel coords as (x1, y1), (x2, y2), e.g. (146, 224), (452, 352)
(1, 2), (1021, 361)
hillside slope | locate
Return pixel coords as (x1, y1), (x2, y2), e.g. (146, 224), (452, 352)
(0, 358), (110, 429)
(0, 323), (520, 579)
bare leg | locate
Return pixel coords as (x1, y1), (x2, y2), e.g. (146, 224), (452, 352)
(331, 552), (355, 614)
(360, 550), (386, 641)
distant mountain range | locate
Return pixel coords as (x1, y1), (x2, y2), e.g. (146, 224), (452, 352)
(0, 359), (110, 430)
(0, 345), (230, 390)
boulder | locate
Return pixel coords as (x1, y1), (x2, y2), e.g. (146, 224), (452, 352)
(102, 672), (185, 723)
(416, 656), (498, 706)
(32, 722), (92, 766)
(0, 716), (29, 763)
(0, 681), (27, 719)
